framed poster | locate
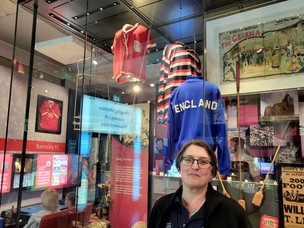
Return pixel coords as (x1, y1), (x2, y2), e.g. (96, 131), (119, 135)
(205, 0), (304, 96)
(277, 163), (304, 228)
(35, 95), (63, 134)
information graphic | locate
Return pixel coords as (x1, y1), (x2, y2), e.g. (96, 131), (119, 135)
(35, 154), (68, 188)
(110, 137), (148, 227)
(52, 155), (68, 186)
(36, 154), (53, 188)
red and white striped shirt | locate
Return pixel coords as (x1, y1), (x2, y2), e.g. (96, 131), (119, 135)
(157, 42), (201, 123)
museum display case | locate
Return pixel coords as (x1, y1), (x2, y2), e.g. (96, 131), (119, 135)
(0, 0), (303, 227)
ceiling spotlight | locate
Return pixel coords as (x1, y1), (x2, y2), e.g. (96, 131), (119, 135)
(150, 83), (155, 87)
(92, 60), (98, 65)
(45, 0), (57, 4)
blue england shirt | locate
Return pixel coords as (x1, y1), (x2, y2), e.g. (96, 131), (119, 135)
(168, 76), (230, 174)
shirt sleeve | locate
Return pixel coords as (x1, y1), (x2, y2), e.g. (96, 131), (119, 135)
(216, 93), (231, 175)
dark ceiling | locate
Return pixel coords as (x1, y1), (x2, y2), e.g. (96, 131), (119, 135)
(20, 0), (287, 64)
(7, 0), (287, 102)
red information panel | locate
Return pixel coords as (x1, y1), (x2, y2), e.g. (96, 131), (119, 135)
(0, 154), (13, 193)
(35, 154), (69, 188)
(110, 137), (149, 227)
(36, 154), (53, 188)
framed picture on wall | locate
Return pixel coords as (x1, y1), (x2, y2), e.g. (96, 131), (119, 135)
(205, 2), (304, 96)
(35, 95), (63, 134)
(277, 163), (304, 227)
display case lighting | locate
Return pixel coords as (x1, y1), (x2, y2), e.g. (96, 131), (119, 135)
(48, 13), (96, 41)
(72, 2), (120, 20)
(45, 0), (57, 4)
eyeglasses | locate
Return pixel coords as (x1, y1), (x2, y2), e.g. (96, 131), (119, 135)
(181, 157), (212, 169)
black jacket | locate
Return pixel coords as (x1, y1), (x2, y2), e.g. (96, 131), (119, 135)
(148, 183), (253, 228)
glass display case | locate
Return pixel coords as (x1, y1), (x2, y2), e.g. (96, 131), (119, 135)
(0, 0), (303, 227)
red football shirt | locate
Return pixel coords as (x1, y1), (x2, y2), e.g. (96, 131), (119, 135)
(39, 100), (61, 131)
(112, 23), (156, 83)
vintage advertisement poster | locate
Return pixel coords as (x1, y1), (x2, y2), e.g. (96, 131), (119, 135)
(280, 165), (304, 227)
(219, 14), (304, 82)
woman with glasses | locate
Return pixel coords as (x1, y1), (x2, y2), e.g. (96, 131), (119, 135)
(148, 139), (252, 228)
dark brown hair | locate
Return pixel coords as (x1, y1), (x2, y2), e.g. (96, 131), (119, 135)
(66, 191), (76, 206)
(175, 139), (218, 177)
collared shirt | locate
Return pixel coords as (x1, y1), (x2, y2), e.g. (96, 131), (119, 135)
(156, 42), (201, 123)
(165, 195), (206, 228)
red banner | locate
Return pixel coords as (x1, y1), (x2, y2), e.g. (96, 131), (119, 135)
(0, 138), (65, 153)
